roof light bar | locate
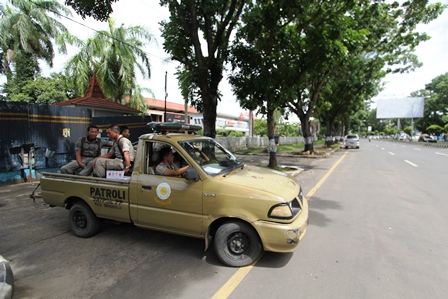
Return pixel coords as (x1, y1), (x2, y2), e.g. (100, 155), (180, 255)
(147, 122), (202, 134)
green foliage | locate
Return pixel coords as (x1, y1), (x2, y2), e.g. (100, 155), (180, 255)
(444, 124), (448, 133)
(229, 0), (445, 151)
(277, 122), (300, 137)
(0, 0), (73, 101)
(0, 0), (71, 73)
(253, 119), (267, 137)
(216, 130), (245, 137)
(426, 124), (443, 134)
(64, 18), (155, 106)
(3, 73), (75, 103)
(160, 0), (246, 137)
(403, 126), (412, 135)
(413, 72), (448, 131)
(65, 0), (117, 22)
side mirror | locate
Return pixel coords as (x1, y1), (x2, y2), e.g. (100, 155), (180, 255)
(184, 167), (199, 181)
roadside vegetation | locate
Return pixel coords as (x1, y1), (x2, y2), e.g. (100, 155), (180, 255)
(233, 139), (338, 155)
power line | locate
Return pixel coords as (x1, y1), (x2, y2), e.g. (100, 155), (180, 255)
(26, 0), (174, 63)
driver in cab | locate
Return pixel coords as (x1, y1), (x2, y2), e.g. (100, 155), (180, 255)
(156, 147), (189, 177)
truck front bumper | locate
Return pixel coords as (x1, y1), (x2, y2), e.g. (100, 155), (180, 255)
(253, 206), (308, 253)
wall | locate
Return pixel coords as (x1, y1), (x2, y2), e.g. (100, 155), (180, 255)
(216, 136), (304, 150)
(0, 102), (153, 185)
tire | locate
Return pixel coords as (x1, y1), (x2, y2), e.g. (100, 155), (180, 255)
(69, 202), (100, 238)
(214, 221), (263, 267)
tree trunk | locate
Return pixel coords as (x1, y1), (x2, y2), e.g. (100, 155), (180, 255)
(201, 92), (218, 138)
(267, 106), (277, 168)
(324, 117), (333, 148)
(301, 120), (314, 153)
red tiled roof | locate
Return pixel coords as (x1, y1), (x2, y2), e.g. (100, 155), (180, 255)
(145, 98), (198, 113)
(54, 75), (141, 114)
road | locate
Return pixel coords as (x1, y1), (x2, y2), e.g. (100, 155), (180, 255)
(1, 139), (447, 298)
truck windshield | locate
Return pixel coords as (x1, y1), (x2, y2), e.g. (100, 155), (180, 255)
(179, 139), (243, 176)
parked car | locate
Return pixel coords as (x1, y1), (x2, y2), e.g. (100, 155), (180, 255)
(344, 134), (360, 149)
(420, 134), (437, 143)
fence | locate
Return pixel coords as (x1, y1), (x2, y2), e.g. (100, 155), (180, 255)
(0, 101), (303, 185)
(0, 102), (153, 185)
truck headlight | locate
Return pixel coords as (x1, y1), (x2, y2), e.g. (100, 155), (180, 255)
(268, 203), (293, 219)
(268, 198), (302, 220)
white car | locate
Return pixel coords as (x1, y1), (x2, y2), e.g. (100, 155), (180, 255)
(344, 134), (360, 149)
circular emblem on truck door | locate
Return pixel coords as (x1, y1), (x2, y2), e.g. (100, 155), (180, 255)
(156, 182), (171, 200)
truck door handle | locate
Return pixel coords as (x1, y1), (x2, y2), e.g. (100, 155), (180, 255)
(142, 185), (152, 190)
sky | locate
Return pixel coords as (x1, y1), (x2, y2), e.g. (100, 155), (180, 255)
(8, 0), (448, 119)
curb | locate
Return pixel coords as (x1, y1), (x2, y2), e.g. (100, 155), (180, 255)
(277, 147), (339, 158)
(423, 143), (448, 148)
(0, 255), (13, 299)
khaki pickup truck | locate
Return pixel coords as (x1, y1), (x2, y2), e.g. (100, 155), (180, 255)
(40, 123), (308, 267)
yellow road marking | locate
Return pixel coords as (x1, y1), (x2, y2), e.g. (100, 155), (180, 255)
(211, 254), (263, 299)
(211, 151), (348, 298)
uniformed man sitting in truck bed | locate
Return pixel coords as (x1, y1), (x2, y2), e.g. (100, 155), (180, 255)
(60, 125), (108, 176)
(92, 125), (134, 177)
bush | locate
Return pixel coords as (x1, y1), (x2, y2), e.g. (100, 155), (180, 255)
(426, 124), (443, 134)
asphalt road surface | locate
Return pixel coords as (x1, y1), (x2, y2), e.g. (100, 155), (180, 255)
(1, 139), (447, 298)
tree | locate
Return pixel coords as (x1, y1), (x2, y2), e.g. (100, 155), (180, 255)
(229, 1), (300, 167)
(5, 73), (75, 103)
(65, 0), (118, 21)
(160, 0), (246, 138)
(0, 0), (72, 98)
(426, 124), (443, 135)
(316, 54), (384, 146)
(412, 72), (448, 131)
(64, 18), (155, 105)
(287, 0), (445, 152)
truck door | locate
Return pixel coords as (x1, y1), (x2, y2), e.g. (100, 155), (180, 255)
(134, 141), (203, 236)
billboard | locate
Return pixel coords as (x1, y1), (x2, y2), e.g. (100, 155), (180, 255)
(376, 97), (424, 119)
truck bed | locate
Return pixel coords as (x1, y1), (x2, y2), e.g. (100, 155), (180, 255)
(40, 172), (130, 209)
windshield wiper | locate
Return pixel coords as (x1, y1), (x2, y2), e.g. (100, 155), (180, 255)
(223, 162), (244, 177)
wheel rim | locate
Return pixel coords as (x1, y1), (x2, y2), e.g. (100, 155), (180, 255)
(227, 232), (250, 255)
(73, 211), (87, 229)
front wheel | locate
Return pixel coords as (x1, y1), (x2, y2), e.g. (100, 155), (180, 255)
(69, 202), (100, 238)
(214, 221), (263, 267)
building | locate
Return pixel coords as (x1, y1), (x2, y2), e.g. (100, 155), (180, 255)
(54, 75), (141, 116)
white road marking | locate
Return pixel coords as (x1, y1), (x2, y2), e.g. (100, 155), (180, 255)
(404, 160), (418, 167)
(381, 147), (385, 150)
(436, 152), (448, 157)
(414, 148), (421, 151)
(389, 152), (395, 156)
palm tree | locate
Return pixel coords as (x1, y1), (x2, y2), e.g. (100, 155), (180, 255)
(0, 0), (71, 82)
(65, 18), (156, 104)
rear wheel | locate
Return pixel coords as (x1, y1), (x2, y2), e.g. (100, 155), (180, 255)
(214, 221), (263, 267)
(69, 202), (100, 238)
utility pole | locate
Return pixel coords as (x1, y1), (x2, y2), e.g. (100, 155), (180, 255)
(164, 71), (167, 122)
